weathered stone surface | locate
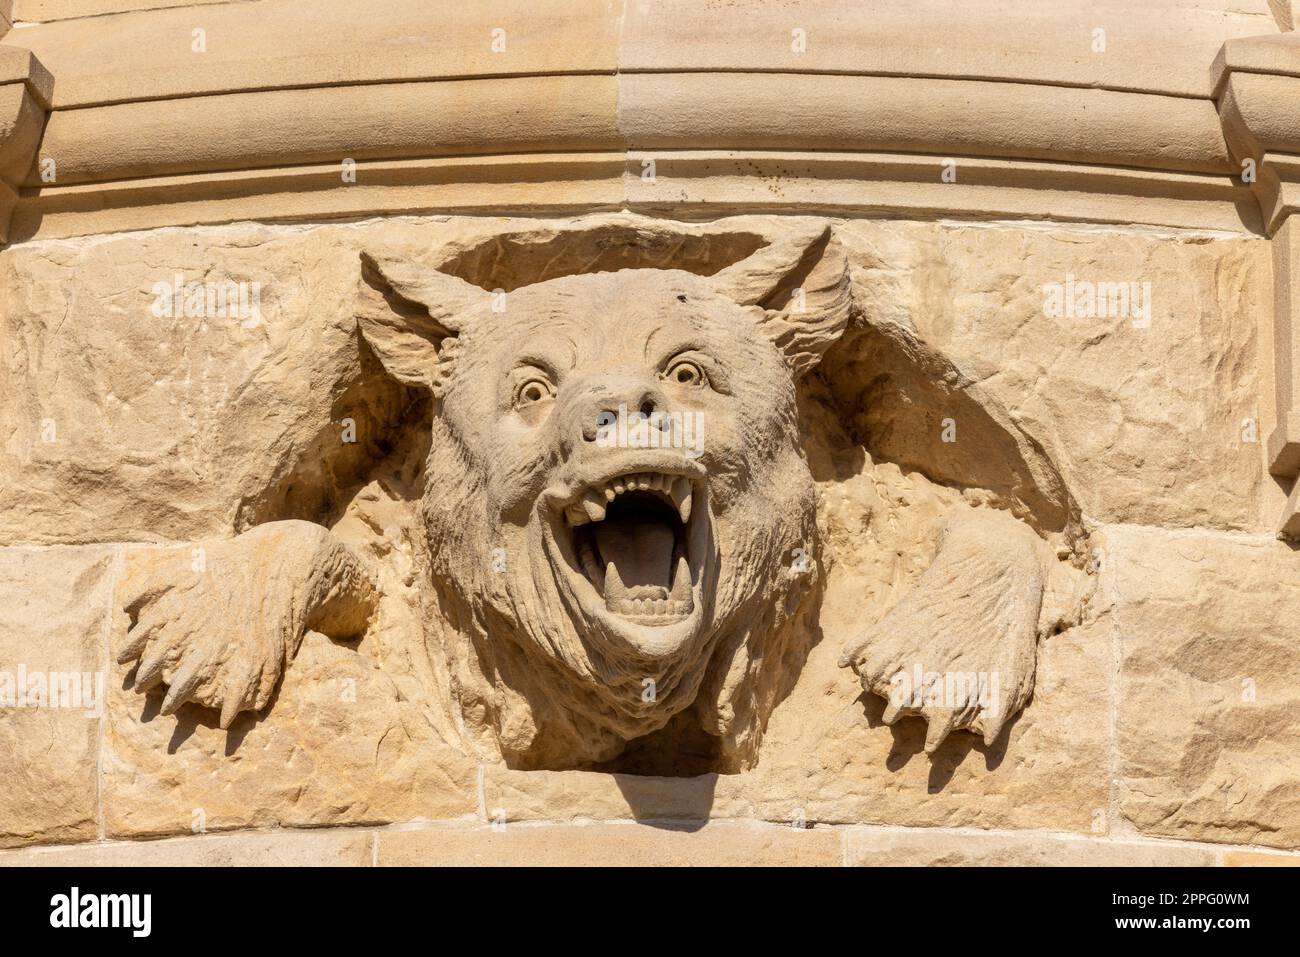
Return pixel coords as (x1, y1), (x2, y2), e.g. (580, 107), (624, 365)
(0, 220), (428, 545)
(1109, 525), (1300, 849)
(376, 821), (841, 867)
(2, 0), (1298, 871)
(2, 217), (1267, 541)
(13, 1), (229, 24)
(483, 554), (1110, 832)
(0, 545), (113, 847)
(61, 210), (1076, 780)
(709, 608), (1110, 831)
(1, 0), (1279, 239)
(0, 827), (372, 866)
(5, 824), (1292, 866)
(833, 221), (1270, 533)
(104, 546), (477, 838)
(843, 829), (1217, 866)
(0, 210), (1285, 864)
(1222, 850), (1300, 866)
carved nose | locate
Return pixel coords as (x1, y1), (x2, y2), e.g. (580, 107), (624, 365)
(579, 382), (668, 443)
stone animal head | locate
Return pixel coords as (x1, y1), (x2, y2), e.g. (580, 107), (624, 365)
(356, 220), (853, 769)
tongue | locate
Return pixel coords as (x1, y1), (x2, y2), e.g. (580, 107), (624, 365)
(595, 517), (675, 601)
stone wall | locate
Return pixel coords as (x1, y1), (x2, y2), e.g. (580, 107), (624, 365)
(2, 215), (1297, 865)
(3, 0), (1299, 867)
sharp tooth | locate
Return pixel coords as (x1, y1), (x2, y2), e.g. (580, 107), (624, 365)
(670, 478), (692, 523)
(605, 561), (628, 604)
(580, 540), (604, 588)
(582, 491), (606, 522)
(613, 479), (626, 495)
(670, 554), (692, 600)
(566, 504), (590, 526)
(603, 485), (616, 502)
(636, 474), (651, 490)
(648, 473), (665, 491)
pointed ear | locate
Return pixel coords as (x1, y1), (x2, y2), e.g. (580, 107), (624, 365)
(708, 224), (853, 378)
(355, 251), (487, 389)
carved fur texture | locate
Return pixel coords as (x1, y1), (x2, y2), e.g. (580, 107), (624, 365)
(117, 215), (1088, 773)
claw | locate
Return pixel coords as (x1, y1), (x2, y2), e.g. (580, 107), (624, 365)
(923, 708), (960, 755)
(250, 659), (277, 712)
(117, 627), (153, 666)
(218, 662), (255, 729)
(118, 607), (169, 665)
(219, 690), (243, 730)
(981, 699), (1012, 748)
(837, 630), (878, 671)
(132, 648), (169, 692)
(160, 655), (205, 715)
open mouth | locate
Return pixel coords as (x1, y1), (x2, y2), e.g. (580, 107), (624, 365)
(561, 471), (699, 625)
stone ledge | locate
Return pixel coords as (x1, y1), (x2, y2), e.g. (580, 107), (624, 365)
(10, 0), (1277, 107)
(5, 822), (1298, 866)
(619, 0), (1276, 100)
(13, 0), (619, 109)
(376, 821), (843, 867)
(843, 829), (1219, 866)
(29, 75), (622, 188)
(15, 1), (251, 25)
(0, 0), (1290, 238)
(0, 44), (48, 240)
(0, 828), (372, 866)
(1214, 33), (1300, 235)
(8, 152), (1261, 244)
(619, 74), (1231, 175)
(26, 73), (1236, 192)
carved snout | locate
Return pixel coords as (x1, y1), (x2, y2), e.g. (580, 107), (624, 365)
(563, 372), (672, 447)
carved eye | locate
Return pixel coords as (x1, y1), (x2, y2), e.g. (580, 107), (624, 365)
(515, 376), (555, 408)
(664, 357), (707, 388)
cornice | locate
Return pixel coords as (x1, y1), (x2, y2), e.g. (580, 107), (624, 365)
(0, 0), (1291, 241)
(0, 44), (49, 241)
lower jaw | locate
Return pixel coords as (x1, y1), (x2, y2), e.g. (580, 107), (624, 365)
(563, 553), (700, 640)
(540, 529), (707, 658)
(606, 596), (693, 620)
(570, 592), (705, 658)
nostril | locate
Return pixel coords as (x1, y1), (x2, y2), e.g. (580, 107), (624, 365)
(639, 400), (655, 418)
(584, 408), (617, 443)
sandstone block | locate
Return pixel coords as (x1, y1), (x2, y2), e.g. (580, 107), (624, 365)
(0, 545), (114, 847)
(1107, 526), (1300, 849)
(376, 821), (841, 867)
(0, 827), (371, 866)
(843, 829), (1217, 866)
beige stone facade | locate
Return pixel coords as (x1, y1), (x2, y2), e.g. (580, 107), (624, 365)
(2, 1), (1299, 867)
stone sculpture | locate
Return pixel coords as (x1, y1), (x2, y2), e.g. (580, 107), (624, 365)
(115, 214), (1087, 771)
